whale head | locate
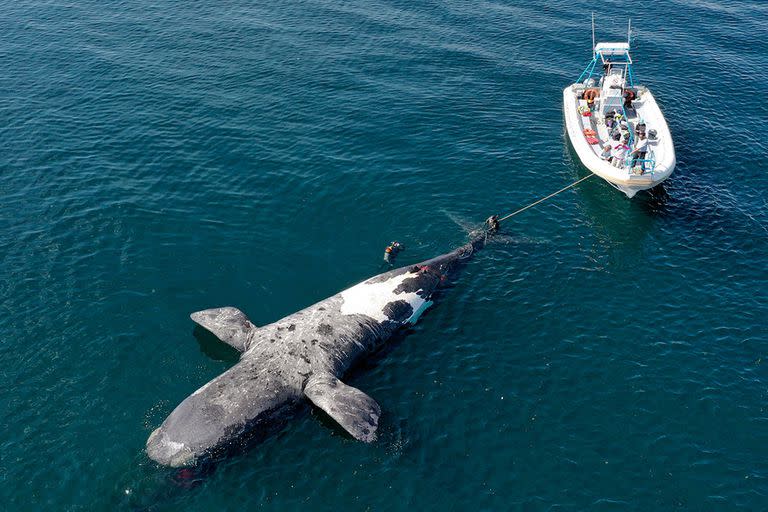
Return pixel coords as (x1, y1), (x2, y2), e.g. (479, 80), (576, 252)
(146, 358), (297, 467)
(146, 426), (197, 467)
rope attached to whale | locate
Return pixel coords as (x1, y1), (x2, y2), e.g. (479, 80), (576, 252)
(496, 174), (594, 224)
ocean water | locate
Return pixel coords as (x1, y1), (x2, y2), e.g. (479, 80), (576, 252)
(2, 0), (767, 510)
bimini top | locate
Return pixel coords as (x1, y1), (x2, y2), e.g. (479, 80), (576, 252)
(594, 42), (632, 63)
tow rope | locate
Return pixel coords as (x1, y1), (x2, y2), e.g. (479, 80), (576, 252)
(497, 174), (594, 224)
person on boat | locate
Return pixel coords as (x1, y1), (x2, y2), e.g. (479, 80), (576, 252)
(583, 88), (598, 110)
(599, 64), (612, 86)
(609, 113), (624, 137)
(607, 133), (620, 162)
(383, 241), (404, 264)
(623, 89), (636, 109)
(610, 133), (629, 168)
(622, 130), (631, 145)
(630, 132), (649, 170)
(600, 142), (612, 161)
(618, 120), (630, 141)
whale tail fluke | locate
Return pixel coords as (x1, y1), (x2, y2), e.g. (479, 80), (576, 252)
(304, 374), (381, 443)
(190, 307), (256, 352)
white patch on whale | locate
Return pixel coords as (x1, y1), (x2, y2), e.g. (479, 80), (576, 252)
(340, 273), (429, 323)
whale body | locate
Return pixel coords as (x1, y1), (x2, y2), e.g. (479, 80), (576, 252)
(146, 235), (486, 467)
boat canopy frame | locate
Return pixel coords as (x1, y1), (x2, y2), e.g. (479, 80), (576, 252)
(576, 44), (636, 87)
(578, 16), (636, 87)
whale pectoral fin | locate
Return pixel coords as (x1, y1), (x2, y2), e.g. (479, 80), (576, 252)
(190, 307), (256, 352)
(304, 374), (381, 443)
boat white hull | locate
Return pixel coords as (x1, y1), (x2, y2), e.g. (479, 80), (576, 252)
(563, 84), (676, 198)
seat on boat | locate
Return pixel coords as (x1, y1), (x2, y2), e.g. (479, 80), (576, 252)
(597, 116), (611, 142)
(578, 100), (593, 130)
(600, 74), (624, 115)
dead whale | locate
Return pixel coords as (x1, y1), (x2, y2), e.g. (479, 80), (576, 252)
(146, 234), (488, 467)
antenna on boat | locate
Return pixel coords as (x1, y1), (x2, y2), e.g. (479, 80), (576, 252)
(627, 18), (632, 46)
(591, 12), (596, 57)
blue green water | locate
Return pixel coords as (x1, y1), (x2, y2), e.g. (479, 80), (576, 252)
(2, 1), (768, 510)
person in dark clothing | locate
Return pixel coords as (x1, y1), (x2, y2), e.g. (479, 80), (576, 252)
(383, 241), (404, 264)
(485, 215), (500, 234)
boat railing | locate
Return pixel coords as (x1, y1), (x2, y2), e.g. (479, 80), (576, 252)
(627, 65), (636, 87)
(629, 157), (656, 176)
(619, 105), (658, 175)
(576, 57), (600, 84)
